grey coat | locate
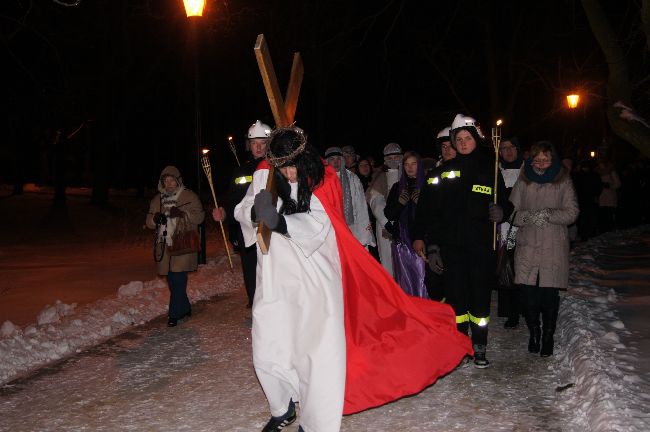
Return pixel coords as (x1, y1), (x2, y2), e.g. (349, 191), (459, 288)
(509, 166), (579, 288)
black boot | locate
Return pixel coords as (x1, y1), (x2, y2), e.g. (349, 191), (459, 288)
(524, 310), (541, 353)
(540, 297), (559, 357)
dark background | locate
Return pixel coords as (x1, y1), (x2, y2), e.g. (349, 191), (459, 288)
(1, 0), (647, 199)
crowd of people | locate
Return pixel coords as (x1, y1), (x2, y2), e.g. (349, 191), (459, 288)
(145, 116), (649, 432)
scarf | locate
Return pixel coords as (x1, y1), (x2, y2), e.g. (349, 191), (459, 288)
(524, 158), (561, 184)
(159, 186), (185, 246)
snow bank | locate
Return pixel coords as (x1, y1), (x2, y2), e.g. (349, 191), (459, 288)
(560, 227), (650, 432)
(0, 256), (241, 385)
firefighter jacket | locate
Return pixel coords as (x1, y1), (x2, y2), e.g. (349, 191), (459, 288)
(225, 157), (263, 249)
(413, 148), (513, 249)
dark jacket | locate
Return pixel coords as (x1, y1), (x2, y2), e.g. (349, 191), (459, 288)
(225, 157), (263, 249)
(413, 148), (512, 249)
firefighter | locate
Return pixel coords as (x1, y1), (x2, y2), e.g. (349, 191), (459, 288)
(413, 114), (512, 368)
(212, 120), (271, 308)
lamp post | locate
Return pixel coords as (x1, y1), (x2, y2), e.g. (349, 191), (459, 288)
(183, 0), (207, 264)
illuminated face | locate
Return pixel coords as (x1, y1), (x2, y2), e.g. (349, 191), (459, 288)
(249, 138), (268, 159)
(279, 166), (298, 183)
(404, 156), (418, 178)
(440, 140), (456, 162)
(531, 151), (552, 173)
(358, 160), (371, 176)
(327, 156), (343, 171)
(454, 129), (477, 155)
(499, 140), (518, 163)
(163, 175), (178, 192)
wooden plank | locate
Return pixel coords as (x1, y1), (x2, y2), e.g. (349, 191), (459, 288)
(284, 52), (304, 124)
(254, 34), (289, 127)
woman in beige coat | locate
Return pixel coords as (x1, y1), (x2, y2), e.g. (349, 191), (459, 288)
(146, 166), (205, 327)
(509, 141), (579, 357)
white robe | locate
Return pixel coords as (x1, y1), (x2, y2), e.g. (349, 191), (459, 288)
(338, 169), (375, 248)
(366, 168), (400, 276)
(499, 163), (522, 242)
(234, 169), (346, 432)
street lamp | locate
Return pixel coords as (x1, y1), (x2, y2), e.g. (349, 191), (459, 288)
(566, 94), (580, 109)
(184, 0), (207, 264)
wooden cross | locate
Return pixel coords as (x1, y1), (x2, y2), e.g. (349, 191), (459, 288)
(254, 33), (304, 254)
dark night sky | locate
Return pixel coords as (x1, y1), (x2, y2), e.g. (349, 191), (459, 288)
(1, 0), (645, 195)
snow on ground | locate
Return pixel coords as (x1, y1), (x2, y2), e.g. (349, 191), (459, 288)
(1, 186), (649, 430)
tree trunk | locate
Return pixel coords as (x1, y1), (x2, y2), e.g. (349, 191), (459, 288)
(581, 0), (650, 157)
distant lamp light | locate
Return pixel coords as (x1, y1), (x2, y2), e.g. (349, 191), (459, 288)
(567, 94), (580, 109)
(590, 151), (596, 158)
(496, 119), (503, 126)
(183, 0), (205, 17)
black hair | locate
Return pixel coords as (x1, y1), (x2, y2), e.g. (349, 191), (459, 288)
(268, 128), (325, 215)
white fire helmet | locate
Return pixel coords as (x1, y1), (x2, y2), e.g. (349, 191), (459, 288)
(450, 114), (485, 138)
(383, 142), (403, 156)
(436, 127), (451, 140)
(247, 120), (272, 139)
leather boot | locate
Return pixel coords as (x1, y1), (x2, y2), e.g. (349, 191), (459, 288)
(540, 300), (559, 357)
(524, 310), (541, 353)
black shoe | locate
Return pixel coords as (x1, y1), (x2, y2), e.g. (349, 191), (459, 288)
(167, 317), (178, 327)
(504, 317), (519, 329)
(473, 344), (490, 369)
(540, 333), (554, 357)
(528, 327), (541, 353)
(262, 400), (297, 432)
(298, 427), (305, 432)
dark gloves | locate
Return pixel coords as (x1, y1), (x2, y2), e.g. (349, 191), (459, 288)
(153, 212), (167, 225)
(488, 202), (504, 223)
(398, 189), (410, 205)
(411, 189), (420, 204)
(169, 206), (184, 219)
(427, 245), (444, 275)
(254, 190), (280, 230)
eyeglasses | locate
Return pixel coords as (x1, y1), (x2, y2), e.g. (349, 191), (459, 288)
(532, 158), (552, 166)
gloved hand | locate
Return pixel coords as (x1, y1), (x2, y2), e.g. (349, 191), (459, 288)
(153, 212), (167, 225)
(254, 190), (280, 230)
(411, 189), (420, 204)
(532, 208), (551, 228)
(169, 206), (184, 219)
(488, 202), (504, 222)
(427, 245), (444, 275)
(398, 189), (410, 205)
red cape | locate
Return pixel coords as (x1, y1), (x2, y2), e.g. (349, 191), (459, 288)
(257, 161), (473, 414)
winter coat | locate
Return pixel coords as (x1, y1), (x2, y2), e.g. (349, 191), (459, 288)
(510, 165), (579, 288)
(146, 166), (205, 276)
(598, 170), (621, 208)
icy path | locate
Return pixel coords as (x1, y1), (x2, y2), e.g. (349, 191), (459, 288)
(0, 289), (585, 431)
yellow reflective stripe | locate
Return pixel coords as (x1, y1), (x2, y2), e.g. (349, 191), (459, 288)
(234, 176), (252, 185)
(456, 313), (469, 324)
(441, 170), (461, 179)
(471, 184), (492, 195)
(427, 176), (440, 185)
(468, 312), (490, 326)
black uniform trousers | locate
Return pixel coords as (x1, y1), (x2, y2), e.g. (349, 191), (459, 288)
(441, 244), (494, 346)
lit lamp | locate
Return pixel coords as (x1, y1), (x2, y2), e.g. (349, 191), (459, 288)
(183, 0), (205, 17)
(566, 94), (580, 109)
(590, 151), (596, 158)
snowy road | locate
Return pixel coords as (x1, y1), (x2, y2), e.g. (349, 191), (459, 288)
(0, 286), (586, 431)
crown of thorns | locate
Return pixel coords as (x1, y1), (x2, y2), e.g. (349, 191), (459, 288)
(265, 126), (307, 167)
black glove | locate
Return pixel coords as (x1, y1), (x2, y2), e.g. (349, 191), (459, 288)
(488, 202), (504, 223)
(398, 189), (410, 205)
(169, 206), (184, 218)
(153, 212), (167, 225)
(427, 245), (444, 275)
(254, 190), (280, 230)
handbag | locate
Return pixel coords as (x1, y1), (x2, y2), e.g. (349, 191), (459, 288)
(495, 212), (516, 289)
(167, 216), (200, 256)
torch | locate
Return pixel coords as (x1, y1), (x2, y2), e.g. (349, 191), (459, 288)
(227, 136), (241, 166)
(200, 149), (234, 269)
(491, 119), (502, 251)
